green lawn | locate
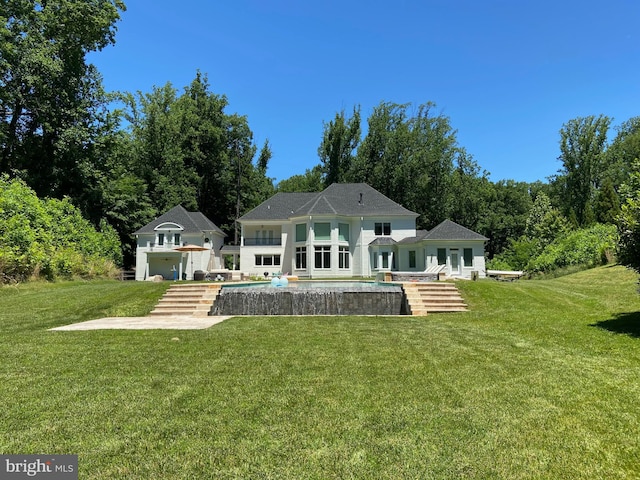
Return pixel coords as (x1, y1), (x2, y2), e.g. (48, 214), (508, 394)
(1, 268), (640, 479)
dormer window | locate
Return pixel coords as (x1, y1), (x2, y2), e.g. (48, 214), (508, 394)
(374, 222), (391, 236)
(154, 222), (183, 247)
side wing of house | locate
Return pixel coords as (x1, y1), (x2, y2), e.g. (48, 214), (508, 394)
(423, 240), (486, 279)
(419, 219), (488, 279)
(134, 205), (225, 280)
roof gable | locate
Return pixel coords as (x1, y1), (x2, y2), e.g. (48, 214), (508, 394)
(423, 219), (487, 241)
(134, 205), (225, 236)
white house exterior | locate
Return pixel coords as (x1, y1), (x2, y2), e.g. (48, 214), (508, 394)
(134, 205), (225, 281)
(238, 183), (487, 279)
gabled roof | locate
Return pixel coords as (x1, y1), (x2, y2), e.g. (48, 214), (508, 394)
(134, 205), (225, 236)
(240, 183), (418, 221)
(422, 219), (488, 241)
(369, 237), (397, 246)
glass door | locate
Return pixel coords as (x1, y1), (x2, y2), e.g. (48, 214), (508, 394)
(451, 251), (461, 275)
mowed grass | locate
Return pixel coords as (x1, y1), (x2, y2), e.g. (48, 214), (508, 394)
(1, 268), (640, 479)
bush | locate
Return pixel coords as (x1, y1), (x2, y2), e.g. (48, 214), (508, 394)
(0, 176), (122, 283)
(527, 224), (618, 273)
(485, 257), (514, 271)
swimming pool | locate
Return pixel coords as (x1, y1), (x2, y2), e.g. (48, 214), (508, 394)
(222, 280), (387, 289)
(212, 280), (406, 315)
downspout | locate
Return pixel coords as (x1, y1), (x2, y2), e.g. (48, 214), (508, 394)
(360, 217), (367, 277)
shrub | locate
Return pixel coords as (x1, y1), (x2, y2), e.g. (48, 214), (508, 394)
(0, 176), (122, 283)
(486, 236), (538, 271)
(527, 223), (618, 273)
(485, 257), (515, 271)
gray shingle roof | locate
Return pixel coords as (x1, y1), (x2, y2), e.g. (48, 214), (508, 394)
(239, 192), (319, 221)
(240, 183), (418, 221)
(369, 237), (397, 246)
(134, 205), (225, 236)
(422, 219), (488, 241)
(397, 230), (429, 244)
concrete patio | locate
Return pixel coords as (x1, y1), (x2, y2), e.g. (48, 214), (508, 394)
(50, 315), (233, 331)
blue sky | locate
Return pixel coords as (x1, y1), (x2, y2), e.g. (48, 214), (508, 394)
(90, 0), (640, 185)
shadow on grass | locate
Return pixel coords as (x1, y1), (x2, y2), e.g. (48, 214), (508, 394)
(592, 311), (640, 338)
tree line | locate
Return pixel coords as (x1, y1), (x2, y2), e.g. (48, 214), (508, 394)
(1, 1), (640, 281)
(283, 107), (636, 270)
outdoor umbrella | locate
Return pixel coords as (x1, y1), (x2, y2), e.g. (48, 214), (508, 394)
(174, 244), (208, 280)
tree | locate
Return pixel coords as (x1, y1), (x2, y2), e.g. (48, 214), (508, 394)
(618, 160), (640, 273)
(0, 0), (126, 201)
(594, 177), (620, 225)
(347, 101), (462, 229)
(318, 107), (360, 187)
(276, 165), (323, 193)
(604, 116), (640, 189)
(123, 73), (273, 242)
(554, 115), (611, 226)
(448, 151), (491, 231)
(480, 180), (533, 258)
(348, 102), (410, 197)
(525, 192), (568, 250)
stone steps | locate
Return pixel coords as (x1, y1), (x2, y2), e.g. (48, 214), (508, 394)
(149, 283), (222, 317)
(402, 282), (467, 315)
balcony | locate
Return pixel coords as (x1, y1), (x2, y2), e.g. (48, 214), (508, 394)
(147, 242), (184, 251)
(243, 237), (282, 246)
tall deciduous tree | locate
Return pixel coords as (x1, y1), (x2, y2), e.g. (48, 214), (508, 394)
(604, 116), (640, 189)
(554, 115), (611, 226)
(448, 151), (491, 231)
(318, 106), (360, 187)
(618, 160), (640, 274)
(0, 0), (125, 199)
(123, 73), (273, 242)
(480, 180), (533, 258)
(347, 101), (463, 229)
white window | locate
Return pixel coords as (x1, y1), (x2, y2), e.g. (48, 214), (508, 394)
(339, 246), (350, 269)
(464, 248), (473, 267)
(374, 222), (391, 236)
(314, 246), (331, 268)
(296, 224), (307, 242)
(296, 247), (307, 269)
(314, 223), (331, 241)
(338, 223), (350, 242)
(255, 254), (281, 266)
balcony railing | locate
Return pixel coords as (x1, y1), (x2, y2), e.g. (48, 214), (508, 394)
(243, 238), (282, 246)
(147, 242), (186, 250)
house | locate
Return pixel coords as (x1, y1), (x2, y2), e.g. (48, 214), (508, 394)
(238, 183), (487, 279)
(134, 205), (225, 281)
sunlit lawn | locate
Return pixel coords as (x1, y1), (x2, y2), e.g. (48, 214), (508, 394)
(1, 267), (639, 479)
